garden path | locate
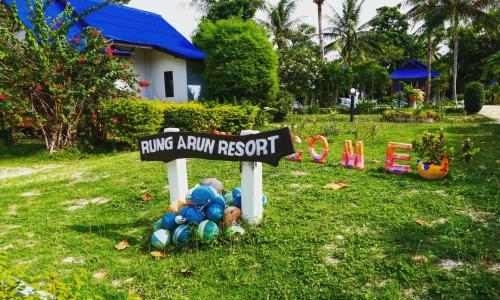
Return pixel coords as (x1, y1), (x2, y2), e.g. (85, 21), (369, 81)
(479, 105), (500, 123)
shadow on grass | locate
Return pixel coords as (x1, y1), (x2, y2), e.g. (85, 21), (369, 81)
(68, 220), (153, 251)
(0, 141), (46, 160)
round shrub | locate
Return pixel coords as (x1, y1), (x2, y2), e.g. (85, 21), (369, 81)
(193, 18), (279, 104)
(464, 82), (485, 115)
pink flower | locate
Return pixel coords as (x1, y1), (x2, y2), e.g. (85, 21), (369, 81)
(138, 80), (150, 87)
(72, 37), (80, 44)
(91, 113), (98, 120)
(136, 88), (142, 94)
(0, 93), (6, 101)
(79, 57), (87, 63)
(105, 46), (113, 58)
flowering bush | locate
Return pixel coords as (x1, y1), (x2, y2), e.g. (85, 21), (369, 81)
(0, 0), (139, 152)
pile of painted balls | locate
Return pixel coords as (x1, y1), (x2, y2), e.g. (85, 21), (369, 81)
(150, 178), (267, 249)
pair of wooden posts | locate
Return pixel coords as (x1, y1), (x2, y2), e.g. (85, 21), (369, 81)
(164, 128), (263, 225)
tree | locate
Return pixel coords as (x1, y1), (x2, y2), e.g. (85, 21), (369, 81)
(260, 0), (300, 49)
(422, 0), (497, 102)
(369, 5), (424, 70)
(278, 47), (321, 101)
(324, 0), (379, 67)
(405, 0), (443, 101)
(0, 0), (137, 151)
(313, 0), (325, 59)
(289, 23), (318, 51)
(191, 0), (264, 20)
(193, 18), (278, 103)
(351, 60), (392, 100)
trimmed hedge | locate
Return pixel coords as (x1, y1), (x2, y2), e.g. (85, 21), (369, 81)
(464, 82), (485, 115)
(382, 109), (441, 123)
(101, 98), (163, 148)
(159, 102), (260, 133)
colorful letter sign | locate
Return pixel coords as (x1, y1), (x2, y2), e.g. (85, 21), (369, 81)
(308, 135), (329, 164)
(385, 142), (412, 174)
(288, 135), (304, 162)
(341, 140), (365, 170)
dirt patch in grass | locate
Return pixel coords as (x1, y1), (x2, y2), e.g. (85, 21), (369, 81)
(0, 165), (61, 180)
(62, 197), (111, 211)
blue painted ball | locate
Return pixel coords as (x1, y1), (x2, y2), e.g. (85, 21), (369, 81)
(185, 207), (204, 225)
(161, 212), (186, 230)
(205, 204), (224, 222)
(262, 194), (268, 207)
(232, 187), (242, 208)
(196, 220), (220, 243)
(173, 225), (192, 245)
(179, 206), (191, 218)
(210, 194), (226, 209)
(151, 229), (171, 249)
(190, 186), (217, 208)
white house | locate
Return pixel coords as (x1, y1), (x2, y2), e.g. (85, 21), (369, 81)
(4, 0), (206, 102)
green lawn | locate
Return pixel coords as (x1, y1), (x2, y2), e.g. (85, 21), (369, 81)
(1, 114), (499, 299)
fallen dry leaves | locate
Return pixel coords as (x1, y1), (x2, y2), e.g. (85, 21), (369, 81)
(115, 240), (129, 250)
(415, 219), (432, 227)
(141, 193), (152, 202)
(150, 251), (165, 259)
(369, 159), (381, 164)
(412, 255), (429, 264)
(323, 181), (349, 190)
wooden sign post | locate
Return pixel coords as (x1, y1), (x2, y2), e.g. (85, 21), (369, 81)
(139, 127), (294, 225)
(164, 128), (188, 211)
(240, 130), (263, 225)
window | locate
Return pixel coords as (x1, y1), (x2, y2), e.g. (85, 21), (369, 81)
(164, 71), (174, 97)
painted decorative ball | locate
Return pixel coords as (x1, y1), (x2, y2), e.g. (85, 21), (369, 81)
(205, 204), (224, 222)
(179, 206), (191, 218)
(173, 225), (192, 245)
(232, 187), (242, 208)
(161, 212), (186, 230)
(185, 207), (204, 225)
(224, 225), (245, 238)
(223, 206), (242, 226)
(185, 185), (199, 202)
(200, 178), (225, 196)
(151, 229), (171, 249)
(224, 192), (234, 206)
(196, 220), (220, 243)
(190, 186), (218, 208)
(211, 194), (226, 209)
(153, 218), (162, 232)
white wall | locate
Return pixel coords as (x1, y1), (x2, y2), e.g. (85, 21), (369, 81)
(132, 49), (188, 102)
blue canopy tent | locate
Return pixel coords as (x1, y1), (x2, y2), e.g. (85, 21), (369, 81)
(390, 60), (439, 94)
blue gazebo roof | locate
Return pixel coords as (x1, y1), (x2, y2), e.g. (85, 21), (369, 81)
(390, 60), (439, 80)
(2, 0), (206, 60)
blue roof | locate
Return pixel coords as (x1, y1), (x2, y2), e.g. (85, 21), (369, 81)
(390, 60), (439, 80)
(2, 0), (205, 60)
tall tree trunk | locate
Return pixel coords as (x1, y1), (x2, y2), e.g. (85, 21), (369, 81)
(317, 3), (324, 60)
(452, 16), (459, 104)
(426, 33), (433, 103)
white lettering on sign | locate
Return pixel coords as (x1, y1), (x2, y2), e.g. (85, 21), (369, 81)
(177, 136), (186, 150)
(141, 137), (174, 154)
(267, 135), (279, 154)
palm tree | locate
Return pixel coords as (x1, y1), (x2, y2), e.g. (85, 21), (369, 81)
(405, 0), (443, 102)
(260, 0), (300, 49)
(420, 0), (497, 103)
(313, 0), (325, 59)
(324, 0), (379, 67)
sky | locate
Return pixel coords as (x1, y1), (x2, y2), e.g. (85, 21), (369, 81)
(128, 0), (405, 41)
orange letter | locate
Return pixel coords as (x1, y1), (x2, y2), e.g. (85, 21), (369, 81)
(386, 142), (412, 174)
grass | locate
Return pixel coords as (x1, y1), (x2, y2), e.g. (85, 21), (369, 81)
(0, 114), (499, 299)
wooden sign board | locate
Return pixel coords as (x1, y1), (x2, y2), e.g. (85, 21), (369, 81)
(139, 127), (295, 166)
